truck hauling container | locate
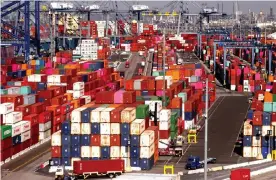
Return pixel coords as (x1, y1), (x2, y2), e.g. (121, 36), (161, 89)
(55, 159), (125, 179)
(185, 156), (216, 170)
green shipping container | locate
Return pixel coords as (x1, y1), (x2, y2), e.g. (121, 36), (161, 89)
(152, 71), (160, 77)
(20, 86), (31, 95)
(1, 125), (12, 140)
(0, 89), (8, 95)
(136, 105), (149, 119)
(170, 124), (178, 132)
(170, 131), (177, 139)
(171, 112), (178, 124)
(273, 94), (276, 102)
(35, 70), (41, 74)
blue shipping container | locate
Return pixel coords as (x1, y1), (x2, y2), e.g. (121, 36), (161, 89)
(121, 134), (130, 146)
(253, 126), (262, 136)
(62, 121), (71, 135)
(262, 112), (271, 125)
(130, 147), (140, 158)
(81, 108), (91, 123)
(121, 123), (130, 135)
(140, 155), (154, 170)
(62, 145), (71, 157)
(101, 146), (110, 158)
(12, 135), (21, 146)
(261, 147), (269, 159)
(71, 135), (81, 146)
(37, 83), (47, 90)
(62, 135), (71, 145)
(81, 135), (90, 146)
(247, 110), (254, 120)
(91, 123), (100, 134)
(62, 157), (71, 166)
(243, 136), (252, 147)
(184, 112), (193, 120)
(52, 158), (61, 166)
(130, 158), (140, 167)
(71, 145), (81, 157)
(130, 135), (140, 147)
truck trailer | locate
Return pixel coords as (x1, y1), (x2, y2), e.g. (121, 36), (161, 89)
(55, 159), (125, 179)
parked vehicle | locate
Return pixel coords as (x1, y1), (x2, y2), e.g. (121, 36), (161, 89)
(55, 159), (125, 179)
(185, 156), (216, 170)
(159, 136), (184, 156)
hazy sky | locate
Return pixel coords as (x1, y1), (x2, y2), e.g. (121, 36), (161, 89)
(114, 1), (276, 14)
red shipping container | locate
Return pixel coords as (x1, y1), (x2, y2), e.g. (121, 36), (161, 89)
(272, 112), (276, 122)
(90, 135), (100, 146)
(253, 111), (263, 125)
(51, 96), (63, 106)
(15, 104), (32, 117)
(31, 124), (39, 136)
(73, 159), (124, 175)
(123, 91), (136, 104)
(12, 143), (22, 155)
(48, 87), (63, 97)
(38, 111), (52, 123)
(1, 137), (12, 151)
(0, 147), (12, 162)
(53, 115), (62, 126)
(185, 100), (193, 112)
(230, 169), (250, 180)
(22, 139), (31, 150)
(125, 79), (134, 90)
(171, 97), (182, 109)
(31, 102), (45, 114)
(110, 106), (126, 123)
(51, 146), (61, 158)
(31, 134), (39, 145)
(159, 129), (170, 139)
(155, 80), (167, 90)
(47, 105), (61, 116)
(24, 114), (39, 127)
(4, 95), (23, 107)
(110, 135), (121, 146)
(95, 91), (114, 104)
(37, 90), (54, 99)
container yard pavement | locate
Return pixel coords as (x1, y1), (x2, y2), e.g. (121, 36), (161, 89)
(146, 96), (250, 174)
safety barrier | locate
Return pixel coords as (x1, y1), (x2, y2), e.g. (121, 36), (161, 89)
(223, 162), (249, 170)
(209, 166), (223, 171)
(187, 169), (205, 174)
(248, 159), (272, 166)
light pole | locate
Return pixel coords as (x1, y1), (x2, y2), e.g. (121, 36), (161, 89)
(267, 130), (272, 159)
(204, 77), (209, 180)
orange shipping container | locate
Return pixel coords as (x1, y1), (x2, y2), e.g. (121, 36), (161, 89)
(264, 92), (273, 102)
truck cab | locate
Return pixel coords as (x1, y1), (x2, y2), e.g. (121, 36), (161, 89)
(185, 156), (203, 170)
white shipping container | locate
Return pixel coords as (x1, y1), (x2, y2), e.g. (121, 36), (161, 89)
(252, 136), (261, 147)
(159, 138), (171, 149)
(28, 75), (35, 82)
(82, 96), (91, 104)
(91, 108), (106, 123)
(39, 121), (51, 132)
(12, 122), (22, 137)
(100, 135), (110, 146)
(159, 109), (171, 121)
(251, 147), (262, 158)
(120, 146), (130, 158)
(133, 79), (142, 90)
(3, 111), (22, 124)
(145, 100), (162, 112)
(243, 147), (252, 157)
(39, 129), (51, 140)
(8, 87), (20, 95)
(110, 146), (121, 158)
(184, 119), (195, 130)
(81, 123), (91, 134)
(20, 120), (31, 132)
(159, 121), (171, 130)
(73, 82), (85, 90)
(73, 89), (84, 99)
(34, 74), (46, 82)
(91, 146), (101, 158)
(230, 85), (236, 91)
(140, 130), (155, 147)
(130, 119), (145, 135)
(100, 108), (115, 123)
(0, 103), (14, 114)
(21, 130), (31, 142)
(71, 108), (87, 123)
(71, 123), (81, 134)
(243, 122), (253, 136)
(121, 107), (136, 123)
(100, 123), (111, 135)
(110, 123), (120, 134)
(81, 146), (91, 158)
(51, 131), (62, 146)
(262, 125), (273, 136)
(140, 143), (155, 158)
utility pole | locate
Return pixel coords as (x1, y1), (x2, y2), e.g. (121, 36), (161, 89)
(204, 77), (209, 180)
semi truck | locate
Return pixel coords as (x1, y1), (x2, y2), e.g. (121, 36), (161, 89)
(55, 159), (125, 179)
(185, 156), (216, 170)
(158, 136), (184, 156)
